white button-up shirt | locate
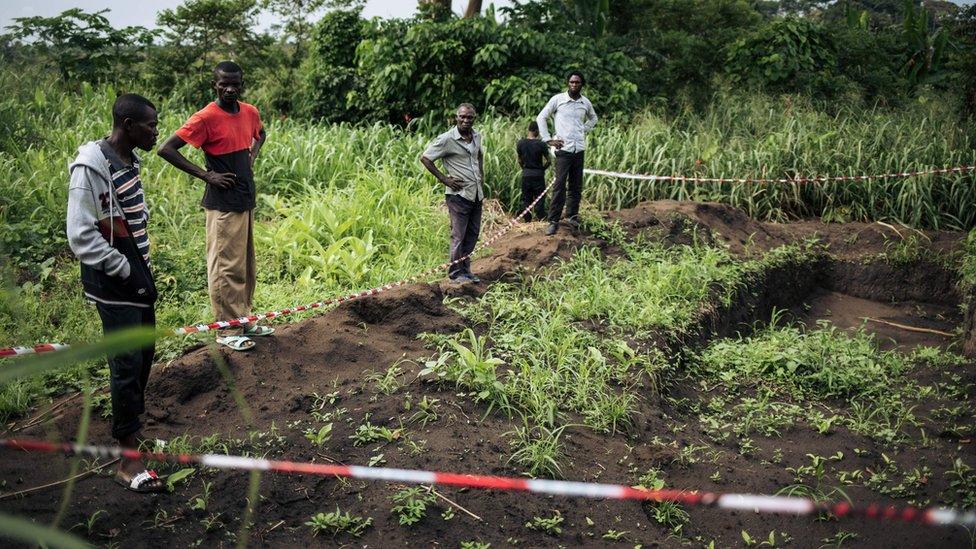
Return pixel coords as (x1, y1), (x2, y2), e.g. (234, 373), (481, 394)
(536, 92), (598, 154)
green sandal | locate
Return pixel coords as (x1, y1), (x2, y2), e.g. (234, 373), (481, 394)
(216, 335), (255, 351)
(244, 325), (275, 337)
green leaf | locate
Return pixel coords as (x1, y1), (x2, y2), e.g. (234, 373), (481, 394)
(166, 467), (197, 492)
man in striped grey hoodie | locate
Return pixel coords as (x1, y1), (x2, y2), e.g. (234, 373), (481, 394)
(66, 93), (165, 493)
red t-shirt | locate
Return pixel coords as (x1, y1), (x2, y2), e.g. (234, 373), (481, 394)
(176, 101), (263, 212)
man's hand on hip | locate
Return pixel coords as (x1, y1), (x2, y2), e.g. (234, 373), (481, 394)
(442, 176), (463, 192)
(204, 171), (237, 190)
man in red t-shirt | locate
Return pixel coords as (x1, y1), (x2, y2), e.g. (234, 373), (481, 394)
(158, 61), (272, 351)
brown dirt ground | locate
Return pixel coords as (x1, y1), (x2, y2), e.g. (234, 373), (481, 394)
(1, 201), (973, 548)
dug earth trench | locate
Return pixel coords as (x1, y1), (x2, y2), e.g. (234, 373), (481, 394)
(1, 200), (973, 548)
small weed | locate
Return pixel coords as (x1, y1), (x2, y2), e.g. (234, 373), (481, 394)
(304, 423), (334, 446)
(390, 487), (436, 526)
(306, 507), (373, 537)
(650, 501), (689, 534)
(525, 510), (564, 536)
(73, 509), (107, 537)
(506, 422), (567, 478)
(819, 530), (858, 548)
(166, 468), (196, 493)
(780, 453), (848, 504)
(350, 416), (400, 446)
(408, 395), (441, 427)
(460, 542), (491, 549)
(602, 529), (629, 540)
(741, 530), (788, 547)
(943, 458), (976, 508)
(189, 481), (213, 511)
(366, 362), (404, 395)
(200, 513), (223, 533)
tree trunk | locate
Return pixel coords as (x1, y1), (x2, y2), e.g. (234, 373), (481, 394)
(463, 0), (483, 18)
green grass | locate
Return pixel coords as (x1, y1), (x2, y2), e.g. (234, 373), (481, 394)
(692, 318), (970, 445)
(2, 66), (975, 422)
(421, 232), (813, 475)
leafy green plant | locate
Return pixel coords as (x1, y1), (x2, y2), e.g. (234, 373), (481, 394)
(943, 458), (976, 509)
(166, 468), (196, 493)
(407, 395), (440, 427)
(189, 481), (213, 511)
(421, 328), (509, 415)
(390, 487), (436, 526)
(525, 510), (564, 536)
(306, 507), (373, 537)
(365, 362), (404, 395)
(779, 453), (849, 504)
(304, 423), (334, 446)
(350, 417), (399, 446)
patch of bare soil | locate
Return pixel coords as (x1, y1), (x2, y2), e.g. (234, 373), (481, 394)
(1, 202), (972, 548)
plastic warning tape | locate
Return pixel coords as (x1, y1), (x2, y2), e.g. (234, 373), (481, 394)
(583, 165), (976, 185)
(0, 344), (71, 358)
(1, 437), (973, 528)
(0, 180), (556, 357)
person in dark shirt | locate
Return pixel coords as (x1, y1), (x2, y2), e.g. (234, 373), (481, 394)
(516, 121), (551, 222)
(158, 61), (272, 352)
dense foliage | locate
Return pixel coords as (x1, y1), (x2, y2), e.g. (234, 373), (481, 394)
(2, 0), (974, 119)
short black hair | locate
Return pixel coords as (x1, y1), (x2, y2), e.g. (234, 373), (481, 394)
(214, 60), (244, 78)
(457, 102), (477, 114)
(528, 120), (539, 133)
(567, 70), (585, 84)
(112, 93), (156, 128)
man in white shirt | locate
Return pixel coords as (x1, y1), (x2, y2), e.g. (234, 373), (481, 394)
(536, 71), (598, 236)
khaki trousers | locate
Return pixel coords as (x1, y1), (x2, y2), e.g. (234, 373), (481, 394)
(205, 209), (256, 336)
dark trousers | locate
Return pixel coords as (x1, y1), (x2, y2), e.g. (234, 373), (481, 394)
(519, 174), (547, 222)
(95, 302), (155, 440)
(446, 194), (482, 279)
(548, 150), (585, 223)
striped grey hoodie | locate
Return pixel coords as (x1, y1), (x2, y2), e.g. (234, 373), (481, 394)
(66, 141), (156, 306)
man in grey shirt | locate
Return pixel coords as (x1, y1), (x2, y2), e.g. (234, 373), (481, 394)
(536, 71), (598, 236)
(421, 103), (484, 283)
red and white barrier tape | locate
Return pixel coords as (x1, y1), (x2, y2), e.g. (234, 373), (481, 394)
(0, 180), (556, 358)
(1, 437), (973, 528)
(0, 344), (70, 358)
(584, 165), (976, 185)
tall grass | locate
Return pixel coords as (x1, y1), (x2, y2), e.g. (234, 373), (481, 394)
(482, 94), (976, 228)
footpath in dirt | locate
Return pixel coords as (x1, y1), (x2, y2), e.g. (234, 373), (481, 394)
(2, 200), (974, 548)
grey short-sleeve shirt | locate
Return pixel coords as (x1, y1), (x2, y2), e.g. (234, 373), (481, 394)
(423, 126), (483, 202)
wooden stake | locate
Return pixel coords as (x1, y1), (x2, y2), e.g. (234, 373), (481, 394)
(422, 484), (483, 522)
(863, 317), (955, 338)
(0, 458), (120, 500)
